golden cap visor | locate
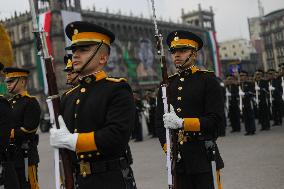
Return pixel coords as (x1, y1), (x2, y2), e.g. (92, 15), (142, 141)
(170, 39), (199, 50)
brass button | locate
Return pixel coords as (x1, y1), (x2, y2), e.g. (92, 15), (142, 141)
(85, 77), (92, 83)
(88, 154), (92, 158)
(74, 129), (78, 133)
(178, 87), (183, 90)
(177, 108), (181, 112)
(96, 152), (100, 156)
(80, 88), (86, 93)
(13, 101), (16, 104)
(180, 78), (184, 81)
(177, 97), (182, 101)
(80, 155), (84, 159)
(76, 99), (80, 104)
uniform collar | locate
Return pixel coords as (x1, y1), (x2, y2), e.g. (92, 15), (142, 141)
(178, 65), (199, 76)
(79, 70), (107, 84)
(13, 90), (28, 99)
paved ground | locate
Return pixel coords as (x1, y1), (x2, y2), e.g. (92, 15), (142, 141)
(37, 124), (284, 189)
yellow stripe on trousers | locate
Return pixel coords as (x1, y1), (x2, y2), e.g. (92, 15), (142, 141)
(217, 169), (222, 189)
(28, 165), (40, 189)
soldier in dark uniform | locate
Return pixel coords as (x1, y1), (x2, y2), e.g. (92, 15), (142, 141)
(239, 71), (256, 135)
(0, 63), (20, 189)
(50, 21), (136, 189)
(156, 30), (224, 189)
(227, 75), (241, 132)
(278, 63), (284, 118)
(267, 69), (282, 126)
(133, 91), (143, 142)
(3, 67), (41, 189)
(255, 70), (271, 131)
(148, 91), (157, 138)
(63, 54), (79, 87)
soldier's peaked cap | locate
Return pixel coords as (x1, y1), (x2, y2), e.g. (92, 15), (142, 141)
(166, 30), (203, 51)
(3, 67), (30, 78)
(65, 21), (115, 50)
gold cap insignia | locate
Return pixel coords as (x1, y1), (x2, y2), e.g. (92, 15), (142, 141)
(74, 29), (79, 35)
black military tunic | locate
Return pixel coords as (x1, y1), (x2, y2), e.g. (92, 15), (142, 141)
(61, 71), (136, 189)
(258, 80), (271, 130)
(0, 95), (21, 189)
(271, 77), (282, 125)
(227, 83), (241, 132)
(8, 91), (41, 189)
(156, 68), (224, 177)
(241, 82), (256, 135)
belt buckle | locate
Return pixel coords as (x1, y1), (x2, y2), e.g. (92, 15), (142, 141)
(79, 161), (91, 178)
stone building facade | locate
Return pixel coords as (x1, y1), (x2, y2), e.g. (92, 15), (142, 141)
(260, 8), (284, 70)
(1, 0), (216, 112)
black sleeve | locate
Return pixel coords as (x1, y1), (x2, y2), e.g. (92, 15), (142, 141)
(0, 99), (12, 153)
(155, 87), (166, 147)
(199, 75), (224, 135)
(95, 83), (136, 156)
(15, 98), (41, 139)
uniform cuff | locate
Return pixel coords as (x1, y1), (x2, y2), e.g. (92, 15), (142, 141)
(183, 118), (200, 132)
(76, 132), (97, 153)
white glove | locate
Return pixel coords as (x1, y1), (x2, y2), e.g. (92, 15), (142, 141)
(239, 90), (245, 96)
(255, 86), (260, 91)
(269, 86), (275, 91)
(226, 92), (231, 97)
(50, 115), (79, 151)
(163, 105), (183, 130)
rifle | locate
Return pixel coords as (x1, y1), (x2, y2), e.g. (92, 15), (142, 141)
(28, 1), (74, 189)
(255, 81), (260, 108)
(268, 81), (274, 115)
(149, 0), (179, 188)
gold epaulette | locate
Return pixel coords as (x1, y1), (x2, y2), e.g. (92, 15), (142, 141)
(106, 77), (127, 82)
(65, 84), (80, 96)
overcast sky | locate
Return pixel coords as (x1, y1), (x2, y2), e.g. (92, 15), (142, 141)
(0, 0), (284, 41)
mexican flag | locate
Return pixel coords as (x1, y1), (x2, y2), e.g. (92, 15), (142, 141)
(207, 31), (222, 77)
(33, 11), (52, 95)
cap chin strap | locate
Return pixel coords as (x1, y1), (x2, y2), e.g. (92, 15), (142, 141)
(9, 77), (20, 94)
(76, 41), (104, 75)
(177, 51), (195, 73)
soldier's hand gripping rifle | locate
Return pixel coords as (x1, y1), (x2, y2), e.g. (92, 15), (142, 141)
(150, 0), (179, 188)
(28, 1), (74, 189)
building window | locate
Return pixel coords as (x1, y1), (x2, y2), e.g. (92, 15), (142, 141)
(233, 52), (237, 56)
(232, 45), (235, 48)
(225, 54), (228, 58)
